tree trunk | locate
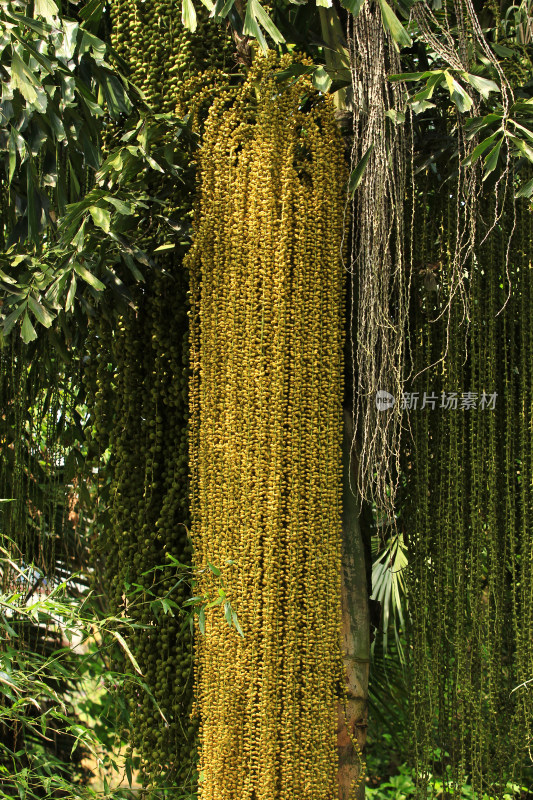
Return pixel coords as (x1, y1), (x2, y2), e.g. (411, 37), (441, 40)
(338, 410), (370, 800)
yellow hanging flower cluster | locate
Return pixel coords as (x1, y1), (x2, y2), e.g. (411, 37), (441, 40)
(187, 54), (347, 800)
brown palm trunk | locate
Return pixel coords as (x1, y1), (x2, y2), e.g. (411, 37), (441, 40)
(338, 410), (370, 800)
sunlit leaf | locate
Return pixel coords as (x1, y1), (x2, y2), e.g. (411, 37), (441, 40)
(465, 73), (500, 99)
(34, 0), (59, 22)
(88, 205), (111, 232)
(28, 295), (54, 328)
(376, 0), (411, 49)
(182, 0), (198, 31)
(73, 262), (105, 291)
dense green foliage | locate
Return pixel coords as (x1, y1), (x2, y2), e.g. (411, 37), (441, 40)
(1, 1), (533, 799)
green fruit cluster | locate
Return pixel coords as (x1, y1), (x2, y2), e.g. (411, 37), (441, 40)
(87, 271), (195, 787)
(406, 184), (533, 797)
(87, 1), (234, 786)
(110, 0), (233, 112)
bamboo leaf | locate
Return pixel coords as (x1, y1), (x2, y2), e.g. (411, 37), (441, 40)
(109, 630), (143, 675)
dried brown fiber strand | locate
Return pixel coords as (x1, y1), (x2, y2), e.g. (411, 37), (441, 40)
(347, 0), (411, 526)
(187, 53), (351, 800)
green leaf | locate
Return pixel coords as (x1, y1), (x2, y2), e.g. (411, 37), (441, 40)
(153, 243), (175, 252)
(28, 296), (54, 328)
(385, 109), (405, 125)
(78, 30), (106, 63)
(89, 205), (111, 233)
(312, 65), (332, 93)
(508, 134), (533, 163)
(483, 137), (503, 179)
(232, 611), (244, 637)
(8, 133), (17, 186)
(376, 0), (411, 49)
(224, 600), (232, 625)
(339, 0), (365, 16)
(65, 273), (77, 311)
(389, 71), (436, 83)
(73, 263), (105, 291)
(444, 71), (472, 113)
(33, 0), (59, 22)
(243, 0), (283, 50)
(79, 0), (104, 29)
(462, 130), (501, 167)
(106, 196), (134, 215)
(11, 52), (38, 105)
(516, 177), (533, 198)
(182, 0), (198, 31)
(407, 72), (444, 105)
(492, 42), (514, 57)
(410, 99), (435, 114)
(349, 144), (373, 197)
(100, 74), (131, 119)
(465, 73), (500, 99)
(125, 758), (133, 788)
(4, 11), (52, 36)
(21, 313), (37, 343)
(509, 119), (533, 141)
(252, 0), (285, 43)
(0, 671), (18, 691)
(72, 219), (87, 252)
(109, 630), (143, 675)
(207, 561), (221, 576)
(142, 152), (165, 173)
(3, 305), (25, 336)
